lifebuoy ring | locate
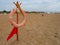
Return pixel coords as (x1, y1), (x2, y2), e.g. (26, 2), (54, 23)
(9, 8), (26, 27)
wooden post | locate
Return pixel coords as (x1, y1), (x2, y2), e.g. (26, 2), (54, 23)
(16, 10), (18, 41)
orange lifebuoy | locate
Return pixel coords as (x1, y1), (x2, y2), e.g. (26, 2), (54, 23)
(9, 8), (26, 27)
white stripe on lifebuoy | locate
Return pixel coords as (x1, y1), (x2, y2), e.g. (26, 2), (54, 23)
(9, 8), (26, 27)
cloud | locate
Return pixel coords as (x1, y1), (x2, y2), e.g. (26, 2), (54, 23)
(21, 0), (60, 12)
(0, 0), (60, 12)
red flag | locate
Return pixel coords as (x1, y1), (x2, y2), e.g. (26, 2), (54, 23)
(7, 27), (18, 41)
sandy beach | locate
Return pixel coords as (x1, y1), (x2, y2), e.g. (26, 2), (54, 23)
(0, 13), (60, 45)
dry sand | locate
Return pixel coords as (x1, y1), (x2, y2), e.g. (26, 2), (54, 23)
(0, 13), (60, 45)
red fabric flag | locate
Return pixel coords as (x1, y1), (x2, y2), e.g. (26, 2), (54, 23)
(7, 27), (18, 41)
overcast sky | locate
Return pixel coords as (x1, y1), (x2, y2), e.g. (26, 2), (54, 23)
(0, 0), (60, 12)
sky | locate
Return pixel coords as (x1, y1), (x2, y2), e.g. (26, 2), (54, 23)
(0, 0), (60, 12)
